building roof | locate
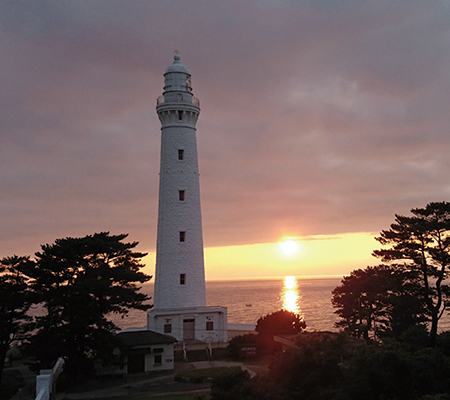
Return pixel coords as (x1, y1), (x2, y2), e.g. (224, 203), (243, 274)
(165, 54), (190, 74)
(117, 330), (177, 348)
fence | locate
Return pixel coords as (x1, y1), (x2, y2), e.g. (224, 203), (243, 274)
(35, 358), (64, 400)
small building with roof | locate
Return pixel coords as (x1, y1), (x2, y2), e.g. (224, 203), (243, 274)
(117, 330), (177, 374)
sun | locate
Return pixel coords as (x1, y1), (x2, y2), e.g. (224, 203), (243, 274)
(279, 239), (300, 256)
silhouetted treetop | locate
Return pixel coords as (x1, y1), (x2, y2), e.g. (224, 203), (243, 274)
(256, 310), (306, 336)
(373, 201), (450, 346)
(0, 255), (35, 386)
(332, 264), (426, 341)
(27, 232), (152, 384)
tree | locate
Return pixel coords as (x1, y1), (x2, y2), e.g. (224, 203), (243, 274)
(256, 310), (306, 336)
(0, 256), (34, 386)
(212, 334), (450, 400)
(373, 201), (450, 346)
(26, 232), (152, 383)
(332, 264), (426, 341)
(255, 310), (306, 353)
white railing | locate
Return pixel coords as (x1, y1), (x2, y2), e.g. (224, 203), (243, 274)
(35, 357), (64, 400)
(156, 95), (200, 107)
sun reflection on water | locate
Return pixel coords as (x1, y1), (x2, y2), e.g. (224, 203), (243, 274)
(282, 276), (302, 315)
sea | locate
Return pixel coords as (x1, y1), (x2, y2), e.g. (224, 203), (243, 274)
(114, 276), (342, 331)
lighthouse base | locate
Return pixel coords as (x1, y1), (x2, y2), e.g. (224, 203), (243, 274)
(147, 306), (228, 343)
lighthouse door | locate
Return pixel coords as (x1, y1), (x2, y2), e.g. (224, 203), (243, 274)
(183, 318), (195, 341)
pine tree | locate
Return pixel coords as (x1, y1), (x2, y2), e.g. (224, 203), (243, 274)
(373, 202), (450, 346)
(0, 256), (34, 386)
(27, 232), (152, 382)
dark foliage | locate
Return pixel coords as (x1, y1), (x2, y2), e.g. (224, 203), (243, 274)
(255, 310), (306, 354)
(265, 332), (349, 399)
(332, 264), (426, 341)
(227, 334), (258, 360)
(212, 332), (450, 400)
(373, 201), (450, 346)
(25, 232), (152, 384)
(0, 256), (34, 386)
(256, 310), (306, 336)
(0, 368), (25, 400)
(210, 368), (253, 400)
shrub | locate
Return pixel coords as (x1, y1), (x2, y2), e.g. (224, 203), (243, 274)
(210, 368), (251, 400)
(0, 369), (25, 400)
(256, 310), (305, 354)
(227, 334), (258, 360)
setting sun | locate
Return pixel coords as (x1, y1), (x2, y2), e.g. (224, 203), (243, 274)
(279, 239), (300, 256)
(150, 232), (379, 280)
(284, 275), (297, 289)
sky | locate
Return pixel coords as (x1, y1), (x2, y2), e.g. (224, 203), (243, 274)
(1, 1), (450, 280)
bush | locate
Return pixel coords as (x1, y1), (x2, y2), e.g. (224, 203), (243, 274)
(213, 333), (450, 400)
(256, 310), (306, 336)
(210, 368), (251, 400)
(0, 369), (25, 400)
(227, 334), (258, 360)
(255, 310), (305, 354)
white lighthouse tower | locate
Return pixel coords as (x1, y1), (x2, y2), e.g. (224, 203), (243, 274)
(147, 55), (227, 343)
(153, 54), (206, 310)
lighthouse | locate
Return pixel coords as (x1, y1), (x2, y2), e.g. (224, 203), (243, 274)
(147, 55), (227, 343)
(153, 54), (206, 310)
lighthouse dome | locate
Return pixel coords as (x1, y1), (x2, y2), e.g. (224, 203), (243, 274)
(165, 54), (190, 75)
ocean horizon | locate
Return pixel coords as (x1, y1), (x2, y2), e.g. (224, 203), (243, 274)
(113, 275), (450, 333)
(115, 276), (343, 332)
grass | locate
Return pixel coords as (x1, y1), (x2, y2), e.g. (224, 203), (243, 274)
(84, 367), (242, 400)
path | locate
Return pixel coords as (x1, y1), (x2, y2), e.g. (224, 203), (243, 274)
(56, 361), (257, 400)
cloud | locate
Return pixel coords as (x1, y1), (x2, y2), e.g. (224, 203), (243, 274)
(1, 0), (449, 260)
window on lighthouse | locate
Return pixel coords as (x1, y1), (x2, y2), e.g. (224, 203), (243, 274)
(179, 231), (186, 242)
(179, 190), (185, 201)
(178, 110), (183, 121)
(178, 149), (184, 160)
(180, 274), (186, 285)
